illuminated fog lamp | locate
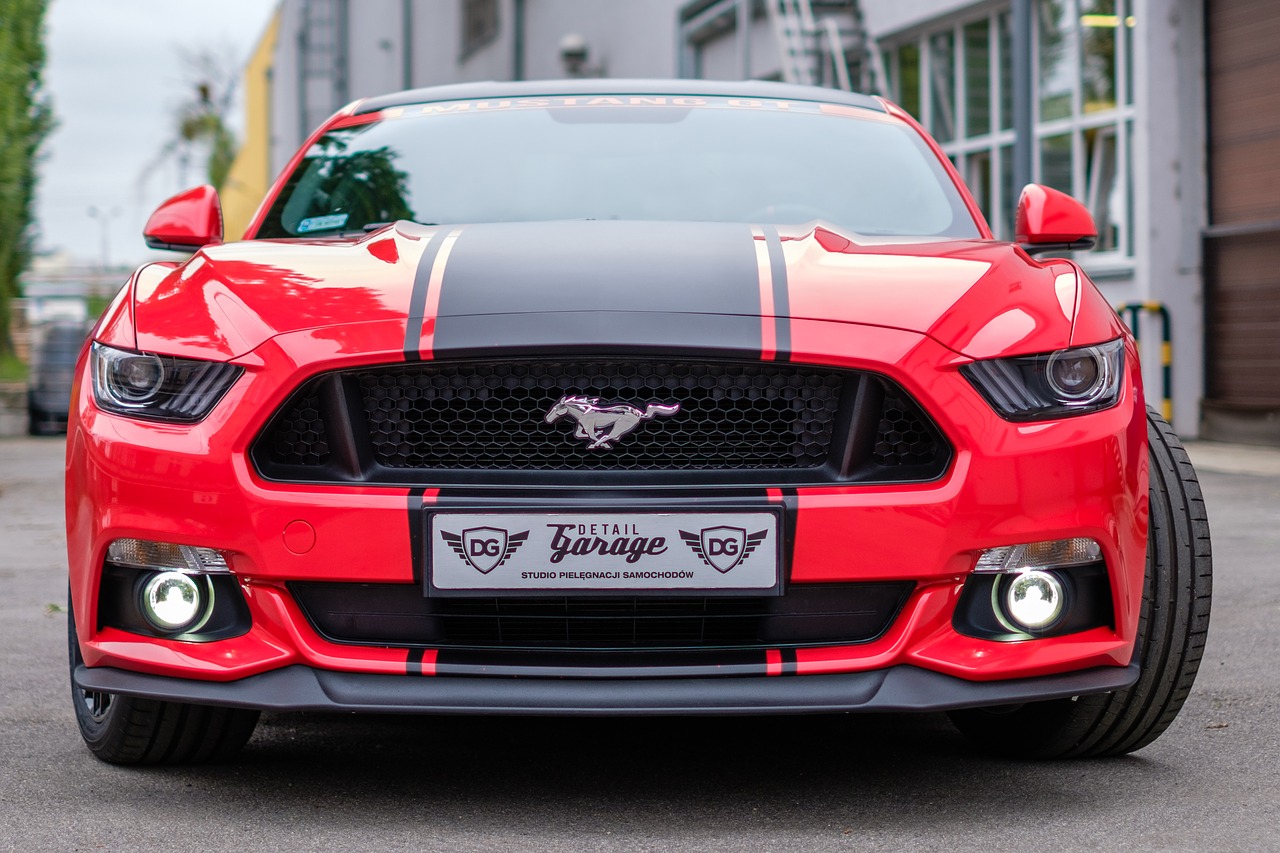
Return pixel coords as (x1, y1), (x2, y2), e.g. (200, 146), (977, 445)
(1003, 570), (1065, 631)
(108, 538), (229, 573)
(141, 571), (204, 632)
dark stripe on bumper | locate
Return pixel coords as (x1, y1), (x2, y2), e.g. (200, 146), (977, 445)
(406, 647), (427, 675)
(430, 649), (770, 679)
(408, 487), (427, 583)
(780, 648), (798, 676)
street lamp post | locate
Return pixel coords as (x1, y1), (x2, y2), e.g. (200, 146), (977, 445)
(86, 206), (120, 281)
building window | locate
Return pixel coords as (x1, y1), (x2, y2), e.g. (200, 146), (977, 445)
(461, 0), (500, 57)
(299, 0), (349, 140)
(882, 0), (1136, 258)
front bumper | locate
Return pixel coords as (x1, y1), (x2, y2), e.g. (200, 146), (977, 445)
(75, 661), (1140, 715)
(66, 323), (1149, 698)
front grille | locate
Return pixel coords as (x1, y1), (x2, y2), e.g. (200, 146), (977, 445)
(358, 360), (839, 471)
(251, 358), (950, 485)
(289, 582), (914, 651)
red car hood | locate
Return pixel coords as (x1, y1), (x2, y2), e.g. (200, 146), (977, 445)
(129, 220), (1102, 362)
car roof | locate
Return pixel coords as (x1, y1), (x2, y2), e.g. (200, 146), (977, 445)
(354, 78), (887, 116)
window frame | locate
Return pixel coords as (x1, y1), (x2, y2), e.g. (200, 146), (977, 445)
(460, 0), (501, 59)
(880, 0), (1136, 266)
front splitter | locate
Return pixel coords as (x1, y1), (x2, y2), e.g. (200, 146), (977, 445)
(74, 662), (1139, 716)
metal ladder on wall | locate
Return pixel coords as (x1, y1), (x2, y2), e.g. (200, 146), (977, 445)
(298, 0), (349, 135)
(764, 0), (881, 94)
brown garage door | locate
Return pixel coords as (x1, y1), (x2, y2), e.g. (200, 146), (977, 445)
(1203, 0), (1280, 442)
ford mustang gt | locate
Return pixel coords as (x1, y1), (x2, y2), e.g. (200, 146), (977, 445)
(66, 79), (1211, 764)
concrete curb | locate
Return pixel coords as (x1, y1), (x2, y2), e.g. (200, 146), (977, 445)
(1184, 440), (1280, 478)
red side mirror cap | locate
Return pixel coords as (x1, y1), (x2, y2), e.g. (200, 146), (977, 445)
(1015, 184), (1096, 256)
(144, 185), (224, 251)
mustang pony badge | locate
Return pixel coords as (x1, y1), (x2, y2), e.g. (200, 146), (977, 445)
(545, 395), (680, 450)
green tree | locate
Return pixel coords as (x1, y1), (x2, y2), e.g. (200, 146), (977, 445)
(0, 0), (54, 355)
(141, 47), (238, 196)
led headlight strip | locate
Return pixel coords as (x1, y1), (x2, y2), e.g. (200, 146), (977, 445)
(91, 343), (243, 422)
(961, 338), (1124, 421)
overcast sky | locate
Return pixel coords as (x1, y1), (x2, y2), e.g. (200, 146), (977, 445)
(35, 0), (278, 270)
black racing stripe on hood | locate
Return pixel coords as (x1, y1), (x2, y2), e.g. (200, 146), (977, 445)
(429, 312), (764, 359)
(403, 228), (452, 361)
(762, 226), (791, 362)
(430, 221), (764, 355)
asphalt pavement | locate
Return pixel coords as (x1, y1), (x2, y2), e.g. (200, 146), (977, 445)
(1, 436), (1276, 852)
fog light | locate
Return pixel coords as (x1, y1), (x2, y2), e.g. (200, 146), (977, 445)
(1003, 570), (1065, 631)
(141, 571), (205, 632)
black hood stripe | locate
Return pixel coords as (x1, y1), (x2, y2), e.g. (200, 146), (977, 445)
(409, 227), (455, 361)
(762, 225), (792, 362)
(404, 227), (464, 361)
(403, 228), (450, 361)
(429, 221), (766, 358)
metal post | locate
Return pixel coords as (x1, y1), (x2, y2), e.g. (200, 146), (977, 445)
(513, 0), (526, 81)
(402, 0), (413, 88)
(1119, 301), (1175, 425)
(737, 0), (752, 79)
(677, 18), (689, 77)
(336, 0), (350, 105)
(86, 207), (118, 275)
(297, 1), (309, 147)
(1012, 0), (1034, 195)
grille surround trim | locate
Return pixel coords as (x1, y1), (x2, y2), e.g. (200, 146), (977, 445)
(250, 357), (951, 487)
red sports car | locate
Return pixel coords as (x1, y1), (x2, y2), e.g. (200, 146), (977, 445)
(66, 80), (1211, 764)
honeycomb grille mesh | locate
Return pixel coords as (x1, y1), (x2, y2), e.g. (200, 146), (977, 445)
(873, 392), (940, 466)
(357, 360), (842, 471)
(267, 391), (330, 466)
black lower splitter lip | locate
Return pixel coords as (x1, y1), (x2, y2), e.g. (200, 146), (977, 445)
(74, 661), (1139, 716)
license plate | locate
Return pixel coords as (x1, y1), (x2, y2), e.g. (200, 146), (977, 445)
(428, 510), (781, 596)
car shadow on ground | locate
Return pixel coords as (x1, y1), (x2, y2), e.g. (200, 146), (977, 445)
(137, 711), (1168, 837)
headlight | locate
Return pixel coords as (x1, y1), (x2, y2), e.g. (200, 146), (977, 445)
(91, 342), (242, 422)
(961, 338), (1124, 421)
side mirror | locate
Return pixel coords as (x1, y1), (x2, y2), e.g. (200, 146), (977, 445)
(143, 185), (223, 251)
(1015, 184), (1096, 256)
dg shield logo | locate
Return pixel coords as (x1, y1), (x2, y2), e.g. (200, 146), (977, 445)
(679, 526), (769, 573)
(440, 527), (529, 574)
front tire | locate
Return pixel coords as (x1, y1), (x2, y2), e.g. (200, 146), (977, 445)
(950, 408), (1212, 758)
(68, 596), (259, 765)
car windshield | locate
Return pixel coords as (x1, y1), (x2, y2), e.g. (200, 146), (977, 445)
(255, 96), (979, 240)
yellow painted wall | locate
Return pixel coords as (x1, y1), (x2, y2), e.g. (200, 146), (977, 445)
(221, 9), (281, 241)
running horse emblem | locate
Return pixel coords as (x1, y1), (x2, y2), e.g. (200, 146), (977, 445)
(544, 395), (681, 450)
